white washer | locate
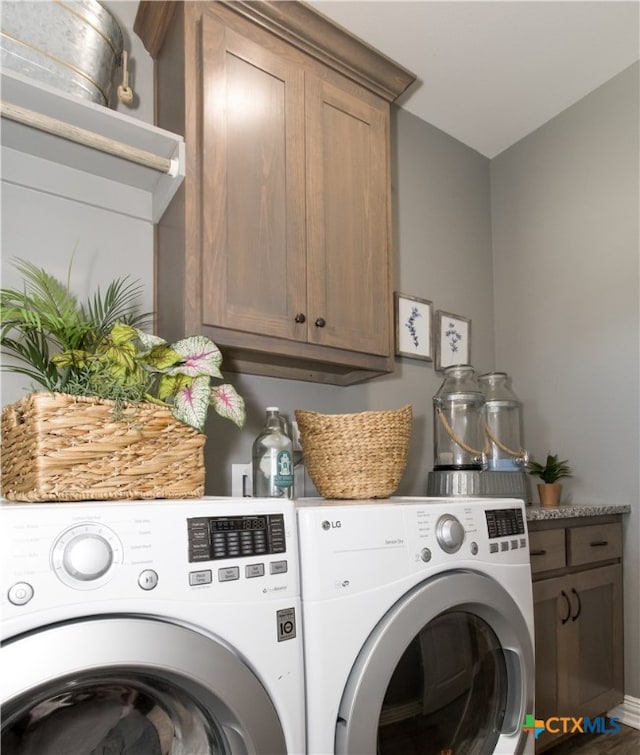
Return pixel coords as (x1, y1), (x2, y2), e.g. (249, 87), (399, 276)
(1, 497), (305, 755)
(296, 496), (535, 755)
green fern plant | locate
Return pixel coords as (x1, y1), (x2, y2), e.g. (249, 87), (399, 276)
(1, 259), (245, 431)
(526, 453), (572, 484)
(1, 258), (148, 390)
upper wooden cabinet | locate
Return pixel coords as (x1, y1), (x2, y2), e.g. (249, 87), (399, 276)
(135, 1), (415, 385)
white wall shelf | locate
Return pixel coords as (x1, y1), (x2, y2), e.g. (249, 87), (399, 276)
(0, 69), (184, 223)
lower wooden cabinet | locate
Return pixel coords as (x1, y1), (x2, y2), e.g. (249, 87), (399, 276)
(529, 517), (624, 752)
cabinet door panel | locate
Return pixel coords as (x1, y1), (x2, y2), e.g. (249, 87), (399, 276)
(200, 16), (306, 340)
(563, 564), (623, 716)
(306, 77), (390, 356)
(532, 576), (563, 751)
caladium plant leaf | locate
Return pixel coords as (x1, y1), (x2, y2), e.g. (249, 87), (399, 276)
(144, 345), (182, 371)
(135, 328), (167, 351)
(156, 372), (187, 402)
(52, 349), (90, 368)
(172, 375), (211, 432)
(109, 322), (138, 346)
(211, 384), (246, 428)
(166, 336), (223, 379)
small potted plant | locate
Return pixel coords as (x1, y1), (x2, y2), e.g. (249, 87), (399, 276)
(527, 452), (572, 506)
(0, 258), (246, 502)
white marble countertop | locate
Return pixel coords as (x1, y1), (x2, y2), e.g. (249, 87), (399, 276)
(526, 501), (631, 521)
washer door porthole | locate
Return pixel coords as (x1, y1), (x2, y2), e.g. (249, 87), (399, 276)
(1, 674), (226, 755)
(1, 617), (288, 755)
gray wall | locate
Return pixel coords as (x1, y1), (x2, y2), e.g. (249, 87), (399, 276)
(491, 61), (640, 699)
(2, 1), (637, 703)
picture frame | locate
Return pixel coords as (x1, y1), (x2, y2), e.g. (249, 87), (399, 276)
(394, 292), (433, 361)
(435, 310), (471, 371)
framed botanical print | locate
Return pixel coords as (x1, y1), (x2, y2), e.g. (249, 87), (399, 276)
(435, 310), (471, 371)
(394, 293), (433, 361)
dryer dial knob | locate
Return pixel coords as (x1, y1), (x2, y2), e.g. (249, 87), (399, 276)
(63, 534), (113, 580)
(436, 515), (465, 553)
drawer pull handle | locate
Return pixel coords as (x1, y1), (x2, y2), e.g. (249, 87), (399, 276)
(294, 313), (306, 324)
(560, 590), (571, 624)
(590, 540), (609, 547)
(530, 549), (547, 557)
(315, 317), (326, 328)
(571, 588), (582, 621)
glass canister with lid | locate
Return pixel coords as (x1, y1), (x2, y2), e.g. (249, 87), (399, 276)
(478, 371), (527, 472)
(433, 365), (486, 471)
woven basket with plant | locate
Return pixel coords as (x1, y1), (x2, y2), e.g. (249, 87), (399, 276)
(0, 258), (245, 502)
(295, 405), (412, 499)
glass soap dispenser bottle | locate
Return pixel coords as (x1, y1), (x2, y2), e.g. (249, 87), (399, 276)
(252, 407), (294, 498)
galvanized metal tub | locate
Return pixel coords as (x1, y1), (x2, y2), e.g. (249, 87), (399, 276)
(0, 0), (123, 106)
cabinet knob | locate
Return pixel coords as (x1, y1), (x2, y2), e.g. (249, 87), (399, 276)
(314, 317), (326, 328)
(294, 313), (306, 324)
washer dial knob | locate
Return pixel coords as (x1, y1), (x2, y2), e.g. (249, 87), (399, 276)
(63, 534), (113, 580)
(436, 514), (465, 553)
(52, 524), (123, 589)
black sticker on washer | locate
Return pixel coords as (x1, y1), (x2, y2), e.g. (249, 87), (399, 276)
(276, 607), (296, 642)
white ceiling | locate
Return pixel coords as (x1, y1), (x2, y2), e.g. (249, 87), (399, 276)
(307, 1), (640, 158)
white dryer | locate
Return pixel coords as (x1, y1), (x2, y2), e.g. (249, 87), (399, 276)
(296, 496), (535, 755)
(1, 497), (305, 755)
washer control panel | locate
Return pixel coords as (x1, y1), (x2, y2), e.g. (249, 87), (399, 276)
(1, 499), (298, 620)
(187, 514), (286, 562)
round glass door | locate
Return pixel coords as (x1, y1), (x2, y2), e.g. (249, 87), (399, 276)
(1, 617), (288, 755)
(336, 571), (534, 755)
(2, 672), (226, 755)
(378, 611), (507, 755)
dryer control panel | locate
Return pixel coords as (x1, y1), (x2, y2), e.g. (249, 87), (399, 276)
(295, 497), (531, 601)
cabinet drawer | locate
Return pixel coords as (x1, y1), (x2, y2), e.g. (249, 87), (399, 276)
(568, 522), (622, 566)
(529, 529), (566, 574)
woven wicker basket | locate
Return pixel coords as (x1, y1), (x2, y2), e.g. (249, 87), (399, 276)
(1, 392), (206, 502)
(295, 405), (412, 500)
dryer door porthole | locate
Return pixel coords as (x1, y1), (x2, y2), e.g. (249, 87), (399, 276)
(1, 617), (288, 755)
(335, 571), (535, 755)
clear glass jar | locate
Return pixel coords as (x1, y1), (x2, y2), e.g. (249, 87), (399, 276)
(252, 407), (294, 498)
(433, 365), (486, 470)
(478, 372), (527, 471)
